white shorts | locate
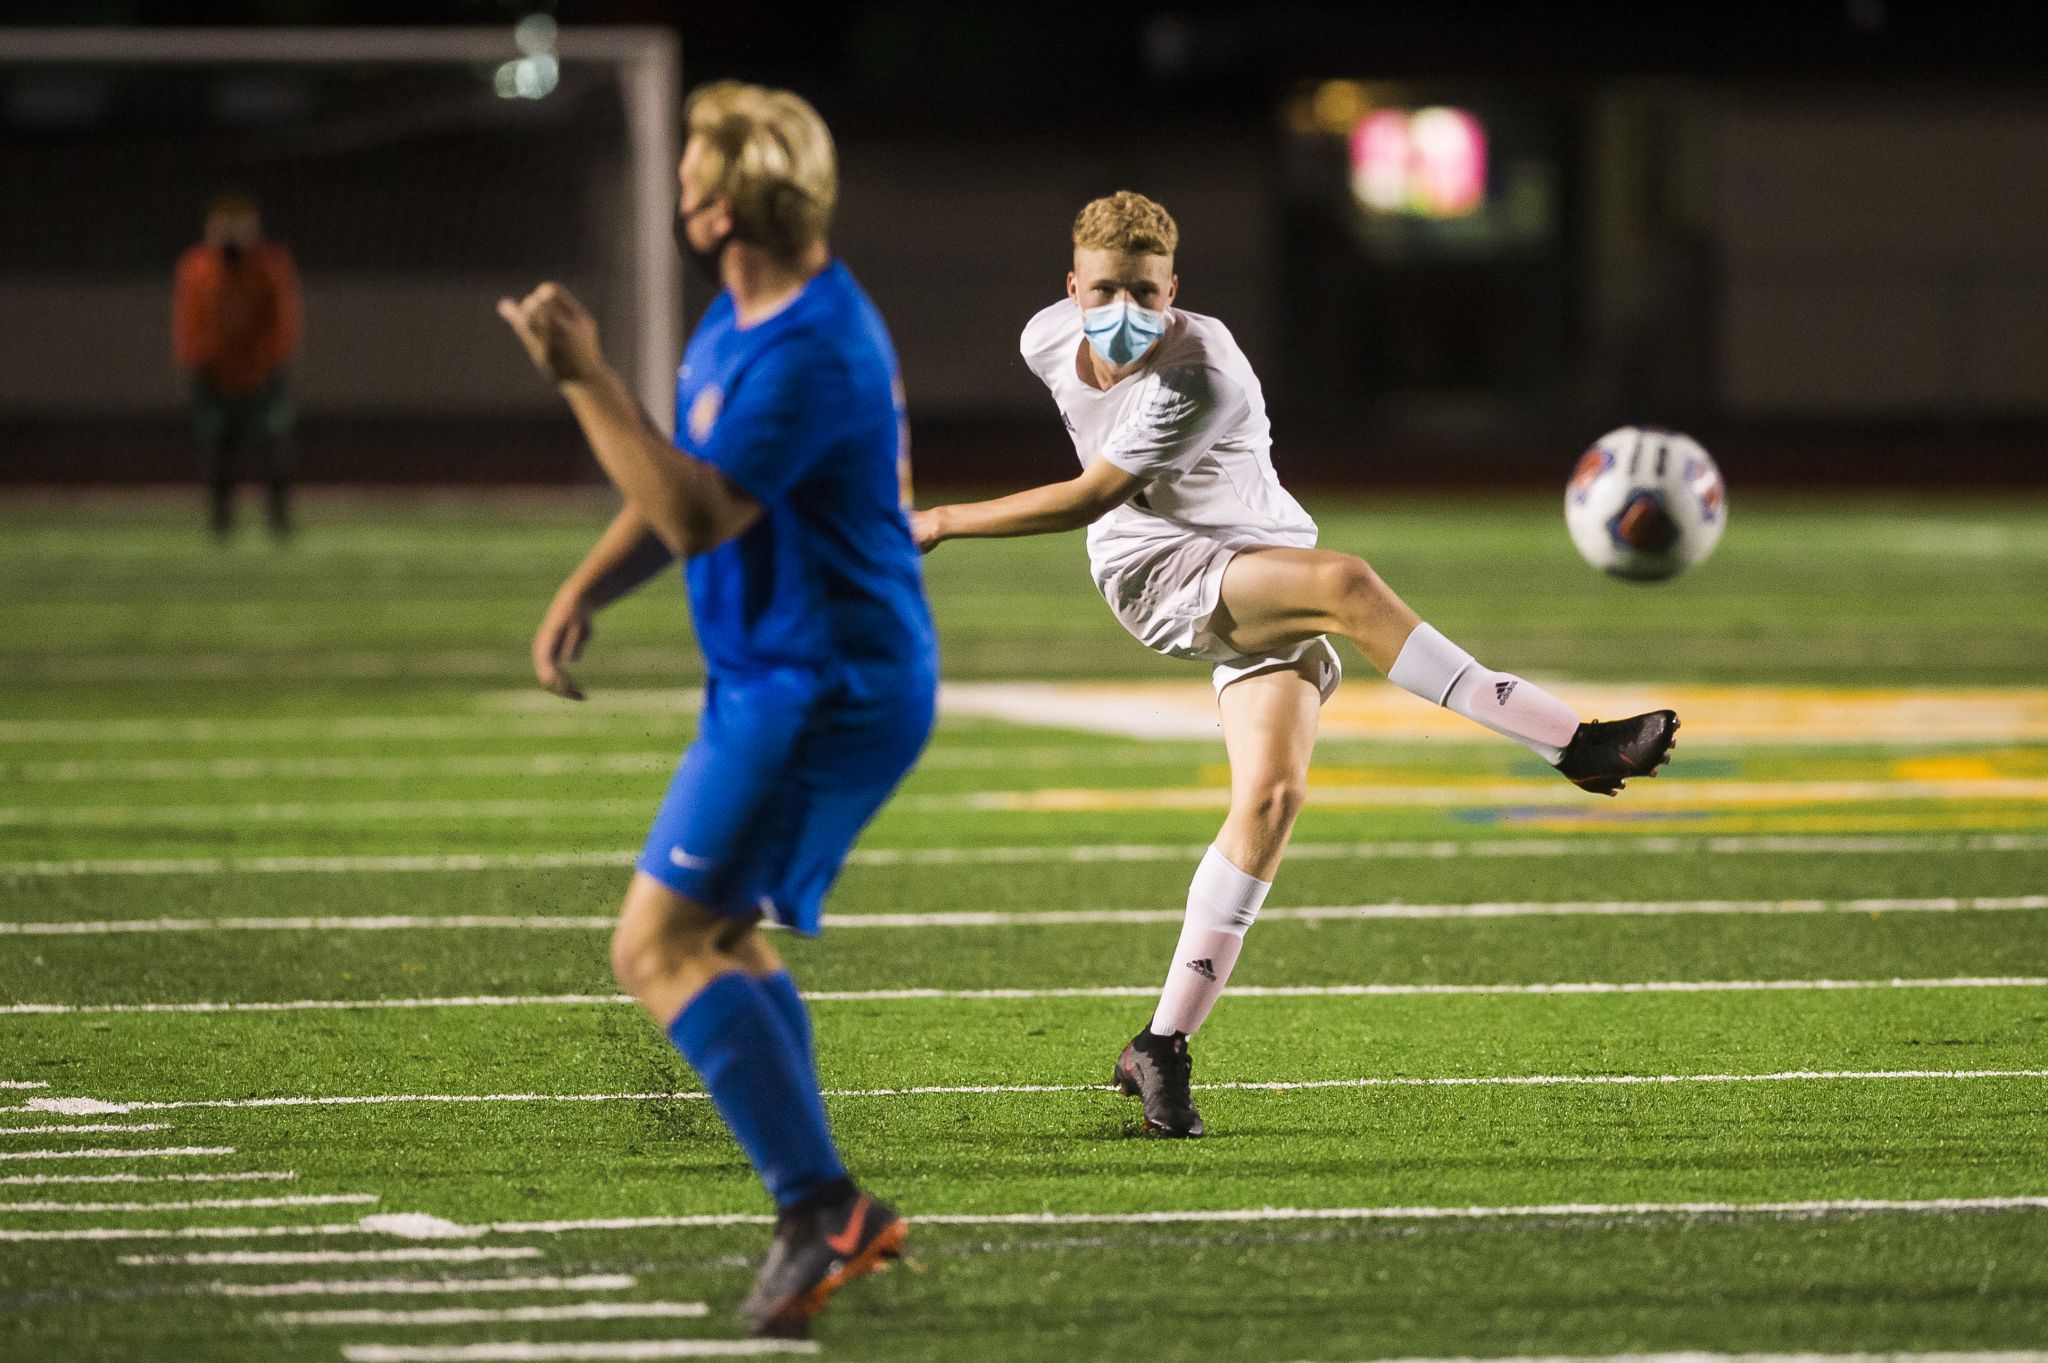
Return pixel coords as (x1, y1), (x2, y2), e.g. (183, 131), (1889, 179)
(1089, 528), (1342, 703)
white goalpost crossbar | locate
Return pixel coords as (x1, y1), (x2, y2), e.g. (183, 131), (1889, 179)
(0, 26), (683, 431)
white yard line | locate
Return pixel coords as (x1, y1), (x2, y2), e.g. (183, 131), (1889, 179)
(480, 1195), (2048, 1235)
(0, 1193), (375, 1213)
(123, 1247), (540, 1265)
(0, 1222), (368, 1243)
(8, 826), (2039, 880)
(342, 1343), (814, 1362)
(270, 1301), (707, 1326)
(0, 1145), (233, 1161)
(0, 1122), (168, 1133)
(212, 1274), (636, 1298)
(6, 832), (2043, 879)
(0, 1082), (49, 1089)
(6, 977), (2045, 1018)
(27, 1068), (2048, 1118)
(8, 895), (2046, 937)
(799, 979), (2048, 1002)
(10, 1193), (2043, 1245)
(0, 1171), (294, 1186)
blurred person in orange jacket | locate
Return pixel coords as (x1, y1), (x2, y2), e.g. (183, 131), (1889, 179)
(173, 193), (302, 540)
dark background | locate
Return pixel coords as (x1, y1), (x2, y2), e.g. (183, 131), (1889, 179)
(5, 0), (2048, 488)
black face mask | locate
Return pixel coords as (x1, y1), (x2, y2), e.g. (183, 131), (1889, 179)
(674, 201), (731, 285)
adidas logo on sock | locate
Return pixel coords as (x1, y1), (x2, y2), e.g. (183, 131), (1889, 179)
(1185, 958), (1217, 981)
(1494, 679), (1518, 705)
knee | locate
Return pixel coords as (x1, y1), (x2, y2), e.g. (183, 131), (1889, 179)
(1317, 556), (1387, 631)
(610, 916), (711, 997)
(1238, 772), (1309, 835)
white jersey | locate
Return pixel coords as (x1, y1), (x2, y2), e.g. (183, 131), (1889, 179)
(1018, 299), (1318, 578)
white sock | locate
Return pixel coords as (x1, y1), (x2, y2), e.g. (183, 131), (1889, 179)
(1149, 845), (1270, 1037)
(1386, 622), (1579, 764)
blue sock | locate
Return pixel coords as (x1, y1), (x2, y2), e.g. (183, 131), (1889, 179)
(755, 969), (815, 1077)
(667, 972), (846, 1209)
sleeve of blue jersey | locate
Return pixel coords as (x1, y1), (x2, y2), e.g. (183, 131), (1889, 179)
(698, 333), (850, 505)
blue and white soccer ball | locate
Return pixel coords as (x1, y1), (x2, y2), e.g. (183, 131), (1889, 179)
(1564, 425), (1727, 582)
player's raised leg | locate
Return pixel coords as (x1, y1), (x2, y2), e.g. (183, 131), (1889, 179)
(1212, 546), (1677, 792)
(1115, 658), (1321, 1137)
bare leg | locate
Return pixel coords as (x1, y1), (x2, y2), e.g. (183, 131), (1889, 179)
(1148, 659), (1321, 1038)
(609, 870), (784, 1025)
(1210, 545), (1580, 761)
(1213, 660), (1322, 880)
(1208, 545), (1419, 673)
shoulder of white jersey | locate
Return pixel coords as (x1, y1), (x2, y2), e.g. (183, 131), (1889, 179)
(1160, 308), (1250, 368)
(1141, 311), (1249, 405)
(1018, 299), (1079, 379)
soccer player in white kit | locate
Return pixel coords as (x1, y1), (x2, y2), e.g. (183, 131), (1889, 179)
(912, 192), (1678, 1137)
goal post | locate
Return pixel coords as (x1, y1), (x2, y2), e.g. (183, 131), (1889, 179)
(0, 25), (683, 434)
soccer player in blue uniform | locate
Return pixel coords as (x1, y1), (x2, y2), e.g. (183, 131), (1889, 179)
(497, 81), (936, 1337)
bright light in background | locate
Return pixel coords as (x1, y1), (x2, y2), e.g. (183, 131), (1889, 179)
(495, 13), (560, 100)
(1349, 106), (1488, 218)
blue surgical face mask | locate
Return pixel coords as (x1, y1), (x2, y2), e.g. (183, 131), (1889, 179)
(1080, 297), (1168, 367)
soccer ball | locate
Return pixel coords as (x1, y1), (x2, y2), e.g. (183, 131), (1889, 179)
(1564, 426), (1727, 581)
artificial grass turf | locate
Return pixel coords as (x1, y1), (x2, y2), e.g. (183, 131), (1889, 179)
(3, 493), (2047, 1362)
(9, 1215), (2048, 1363)
(5, 492), (2048, 685)
(7, 902), (2048, 1005)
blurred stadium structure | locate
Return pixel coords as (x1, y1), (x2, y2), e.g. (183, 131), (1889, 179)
(1, 6), (2046, 486)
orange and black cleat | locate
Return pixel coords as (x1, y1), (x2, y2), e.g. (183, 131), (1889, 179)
(739, 1186), (907, 1338)
(1555, 710), (1681, 796)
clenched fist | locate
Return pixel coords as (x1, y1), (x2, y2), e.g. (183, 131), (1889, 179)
(496, 282), (606, 385)
(909, 507), (946, 554)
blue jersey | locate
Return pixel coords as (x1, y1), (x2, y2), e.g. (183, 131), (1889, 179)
(675, 261), (937, 692)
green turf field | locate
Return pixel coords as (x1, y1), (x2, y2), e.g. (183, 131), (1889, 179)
(2, 490), (2046, 1363)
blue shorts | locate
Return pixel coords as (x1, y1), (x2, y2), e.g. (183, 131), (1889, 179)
(635, 667), (935, 936)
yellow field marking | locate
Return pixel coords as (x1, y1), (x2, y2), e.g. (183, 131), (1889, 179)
(939, 681), (2048, 744)
(1893, 755), (2006, 781)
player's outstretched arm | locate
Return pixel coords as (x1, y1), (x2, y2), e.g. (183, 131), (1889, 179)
(531, 502), (674, 701)
(912, 457), (1146, 552)
(497, 282), (760, 556)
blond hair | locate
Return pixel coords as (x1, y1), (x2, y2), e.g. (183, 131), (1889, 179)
(683, 80), (837, 256)
(1072, 190), (1178, 258)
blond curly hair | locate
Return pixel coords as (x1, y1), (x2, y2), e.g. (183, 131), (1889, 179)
(1072, 190), (1179, 258)
(684, 80), (837, 257)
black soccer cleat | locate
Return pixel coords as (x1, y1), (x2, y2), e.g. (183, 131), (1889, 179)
(737, 1185), (907, 1338)
(1554, 710), (1680, 796)
(1112, 1028), (1205, 1138)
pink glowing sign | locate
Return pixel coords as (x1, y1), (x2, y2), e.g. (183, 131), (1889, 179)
(1349, 107), (1488, 219)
